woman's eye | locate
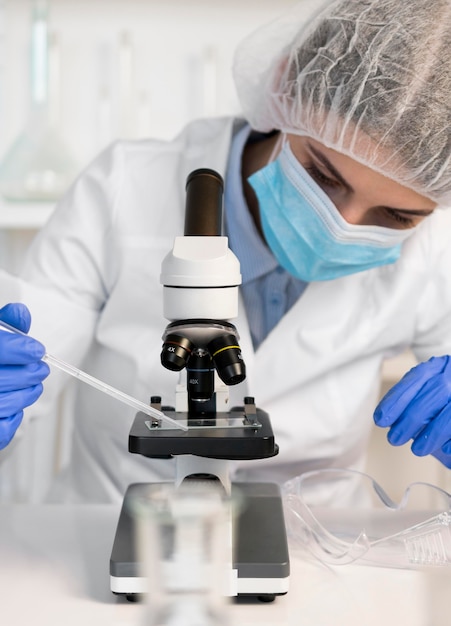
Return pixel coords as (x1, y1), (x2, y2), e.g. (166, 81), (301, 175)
(305, 164), (341, 189)
(384, 208), (415, 228)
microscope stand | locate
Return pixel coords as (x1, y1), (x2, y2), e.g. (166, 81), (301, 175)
(110, 409), (290, 601)
(110, 480), (289, 602)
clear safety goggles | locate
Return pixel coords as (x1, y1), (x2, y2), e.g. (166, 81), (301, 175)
(283, 469), (451, 568)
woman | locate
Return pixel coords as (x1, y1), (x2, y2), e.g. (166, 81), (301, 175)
(1, 0), (451, 504)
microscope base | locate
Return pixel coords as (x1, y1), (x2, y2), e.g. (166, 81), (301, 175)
(110, 481), (290, 601)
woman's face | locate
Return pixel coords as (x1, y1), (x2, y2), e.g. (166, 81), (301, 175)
(288, 134), (437, 229)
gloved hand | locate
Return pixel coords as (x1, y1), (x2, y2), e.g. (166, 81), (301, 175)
(0, 303), (50, 450)
(374, 355), (451, 467)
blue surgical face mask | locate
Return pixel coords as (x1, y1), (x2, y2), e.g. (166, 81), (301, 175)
(248, 140), (416, 282)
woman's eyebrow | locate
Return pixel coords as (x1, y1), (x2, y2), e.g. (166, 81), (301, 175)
(308, 144), (354, 192)
(386, 207), (435, 216)
(308, 143), (435, 216)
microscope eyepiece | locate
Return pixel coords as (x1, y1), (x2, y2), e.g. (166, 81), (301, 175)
(208, 334), (246, 386)
(184, 169), (224, 237)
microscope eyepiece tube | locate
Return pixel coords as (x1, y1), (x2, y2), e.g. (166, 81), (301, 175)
(184, 168), (224, 237)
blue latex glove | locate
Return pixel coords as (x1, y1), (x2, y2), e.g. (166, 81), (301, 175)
(0, 303), (50, 449)
(374, 355), (451, 467)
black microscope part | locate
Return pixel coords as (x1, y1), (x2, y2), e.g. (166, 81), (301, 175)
(160, 333), (194, 371)
(208, 333), (246, 385)
(184, 168), (224, 237)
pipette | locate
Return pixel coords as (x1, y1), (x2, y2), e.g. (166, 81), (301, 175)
(0, 319), (188, 431)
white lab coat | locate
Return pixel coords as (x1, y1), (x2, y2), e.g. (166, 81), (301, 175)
(1, 116), (451, 505)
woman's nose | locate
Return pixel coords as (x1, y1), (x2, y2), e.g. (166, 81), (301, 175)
(335, 200), (369, 226)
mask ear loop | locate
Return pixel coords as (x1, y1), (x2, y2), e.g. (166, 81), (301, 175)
(267, 132), (285, 164)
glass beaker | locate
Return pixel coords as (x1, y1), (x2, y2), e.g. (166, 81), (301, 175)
(130, 481), (235, 626)
(0, 0), (79, 202)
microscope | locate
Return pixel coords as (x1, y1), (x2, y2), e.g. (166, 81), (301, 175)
(109, 169), (290, 602)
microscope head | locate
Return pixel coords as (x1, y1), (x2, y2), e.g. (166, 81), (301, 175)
(160, 234), (241, 322)
(159, 169), (246, 392)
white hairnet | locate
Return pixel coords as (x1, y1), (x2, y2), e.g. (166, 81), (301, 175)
(233, 0), (451, 204)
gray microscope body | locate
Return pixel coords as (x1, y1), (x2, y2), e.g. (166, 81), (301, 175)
(110, 169), (290, 602)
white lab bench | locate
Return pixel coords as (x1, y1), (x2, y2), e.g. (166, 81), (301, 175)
(0, 503), (447, 626)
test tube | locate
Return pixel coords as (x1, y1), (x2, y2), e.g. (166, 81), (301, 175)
(0, 319), (188, 431)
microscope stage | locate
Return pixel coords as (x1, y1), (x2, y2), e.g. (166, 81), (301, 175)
(128, 407), (279, 460)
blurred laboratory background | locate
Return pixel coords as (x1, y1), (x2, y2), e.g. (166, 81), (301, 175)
(0, 0), (449, 503)
(0, 0), (302, 270)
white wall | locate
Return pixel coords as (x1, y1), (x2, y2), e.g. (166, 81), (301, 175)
(0, 0), (299, 168)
